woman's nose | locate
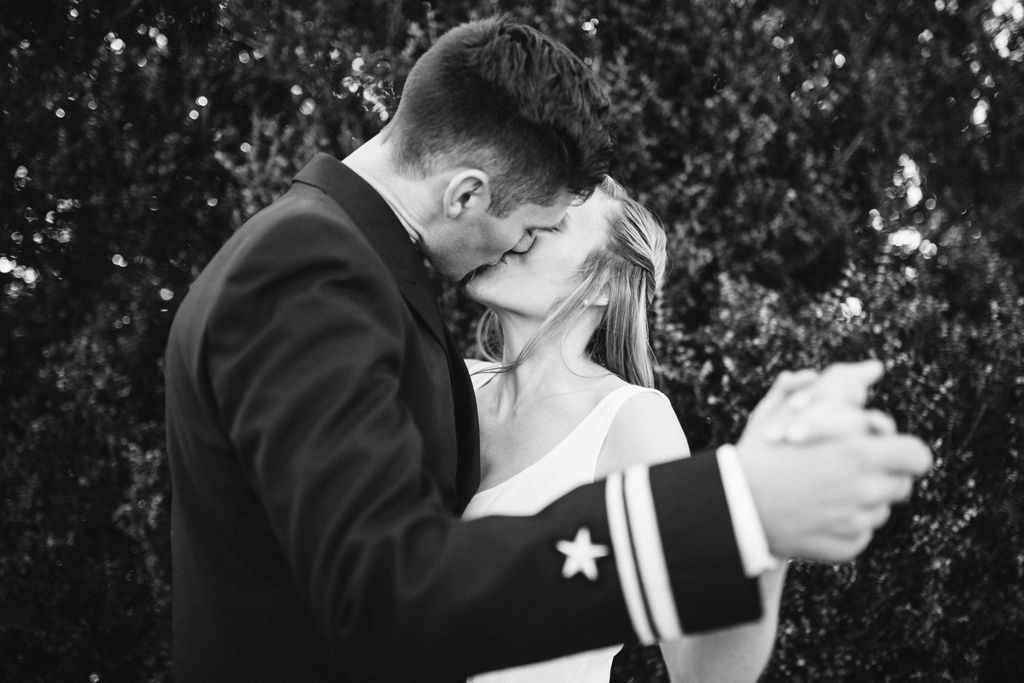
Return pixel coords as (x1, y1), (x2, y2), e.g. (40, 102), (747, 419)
(509, 231), (536, 254)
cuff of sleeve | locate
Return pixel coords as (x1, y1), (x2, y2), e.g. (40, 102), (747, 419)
(716, 444), (783, 576)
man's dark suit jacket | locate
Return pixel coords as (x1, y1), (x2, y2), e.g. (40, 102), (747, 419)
(165, 153), (760, 681)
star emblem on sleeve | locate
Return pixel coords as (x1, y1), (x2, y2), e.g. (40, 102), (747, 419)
(557, 527), (609, 581)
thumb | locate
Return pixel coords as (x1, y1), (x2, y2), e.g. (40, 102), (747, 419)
(788, 359), (886, 409)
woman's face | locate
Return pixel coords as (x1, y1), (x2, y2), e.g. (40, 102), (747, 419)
(465, 189), (613, 318)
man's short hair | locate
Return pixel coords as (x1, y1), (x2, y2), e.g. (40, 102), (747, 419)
(388, 16), (613, 216)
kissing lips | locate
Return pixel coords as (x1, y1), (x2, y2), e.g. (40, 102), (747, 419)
(465, 254), (508, 283)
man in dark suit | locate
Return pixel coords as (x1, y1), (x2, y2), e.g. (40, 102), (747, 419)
(165, 17), (931, 681)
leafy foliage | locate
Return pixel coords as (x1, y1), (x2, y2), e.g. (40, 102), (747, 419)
(2, 0), (1022, 680)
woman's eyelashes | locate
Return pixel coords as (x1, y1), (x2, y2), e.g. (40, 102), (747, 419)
(534, 217), (567, 235)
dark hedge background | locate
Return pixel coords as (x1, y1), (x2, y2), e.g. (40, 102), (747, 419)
(2, 1), (1023, 680)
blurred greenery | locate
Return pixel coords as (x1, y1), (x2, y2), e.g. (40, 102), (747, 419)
(2, 0), (1022, 680)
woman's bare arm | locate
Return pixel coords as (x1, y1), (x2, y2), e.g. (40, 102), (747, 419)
(596, 391), (784, 683)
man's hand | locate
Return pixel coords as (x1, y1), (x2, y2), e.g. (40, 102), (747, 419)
(736, 361), (933, 562)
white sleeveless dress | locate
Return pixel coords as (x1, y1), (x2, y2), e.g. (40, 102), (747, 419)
(463, 372), (674, 683)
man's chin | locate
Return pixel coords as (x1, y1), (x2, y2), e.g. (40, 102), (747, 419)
(461, 259), (504, 284)
(430, 260), (469, 283)
(459, 265), (484, 285)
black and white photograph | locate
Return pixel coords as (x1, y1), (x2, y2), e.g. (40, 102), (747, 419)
(2, 1), (1022, 680)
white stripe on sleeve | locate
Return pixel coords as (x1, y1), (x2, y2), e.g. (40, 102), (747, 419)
(624, 466), (684, 641)
(606, 470), (655, 644)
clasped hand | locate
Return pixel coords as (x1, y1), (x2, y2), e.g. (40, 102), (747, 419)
(736, 360), (933, 563)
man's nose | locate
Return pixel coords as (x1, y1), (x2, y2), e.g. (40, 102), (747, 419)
(509, 231), (536, 254)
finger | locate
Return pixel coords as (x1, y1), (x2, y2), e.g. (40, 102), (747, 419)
(865, 475), (914, 505)
(832, 505), (892, 538)
(776, 368), (821, 394)
(841, 472), (915, 510)
(892, 475), (915, 502)
(826, 358), (885, 383)
(749, 369), (821, 442)
(849, 529), (875, 557)
(787, 359), (885, 409)
(863, 503), (892, 530)
(867, 410), (897, 435)
(782, 405), (886, 444)
(870, 435), (934, 476)
(814, 530), (874, 564)
(755, 369), (820, 417)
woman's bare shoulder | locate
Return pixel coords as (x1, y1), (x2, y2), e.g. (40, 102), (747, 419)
(596, 388), (690, 478)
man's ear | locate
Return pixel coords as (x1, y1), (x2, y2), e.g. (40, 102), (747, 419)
(442, 169), (491, 220)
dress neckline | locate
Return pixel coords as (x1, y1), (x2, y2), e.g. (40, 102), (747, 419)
(471, 384), (641, 497)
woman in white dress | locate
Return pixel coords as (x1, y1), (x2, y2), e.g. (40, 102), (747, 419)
(462, 176), (786, 682)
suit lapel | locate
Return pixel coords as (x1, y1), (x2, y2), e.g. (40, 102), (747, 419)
(293, 154), (482, 505)
(446, 326), (481, 513)
(293, 153), (448, 350)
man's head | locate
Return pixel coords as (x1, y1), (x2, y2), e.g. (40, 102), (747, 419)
(382, 16), (614, 278)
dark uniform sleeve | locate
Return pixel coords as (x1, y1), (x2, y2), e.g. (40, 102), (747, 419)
(204, 210), (761, 679)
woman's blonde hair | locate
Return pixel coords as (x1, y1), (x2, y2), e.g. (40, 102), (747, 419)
(475, 176), (667, 387)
